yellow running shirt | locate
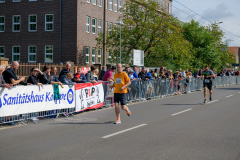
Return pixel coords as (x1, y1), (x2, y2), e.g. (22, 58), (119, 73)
(114, 71), (130, 93)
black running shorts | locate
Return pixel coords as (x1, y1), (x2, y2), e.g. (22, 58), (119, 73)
(203, 81), (212, 90)
(114, 93), (127, 105)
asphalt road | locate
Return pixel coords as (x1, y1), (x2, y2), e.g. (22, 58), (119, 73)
(1, 85), (240, 160)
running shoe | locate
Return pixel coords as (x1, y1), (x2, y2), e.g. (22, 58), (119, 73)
(209, 96), (212, 101)
(204, 99), (207, 103)
(126, 108), (131, 116)
(114, 119), (121, 124)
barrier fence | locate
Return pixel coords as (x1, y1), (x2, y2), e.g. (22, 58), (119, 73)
(0, 76), (240, 125)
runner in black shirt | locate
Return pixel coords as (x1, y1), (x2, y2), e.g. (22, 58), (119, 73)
(202, 65), (215, 103)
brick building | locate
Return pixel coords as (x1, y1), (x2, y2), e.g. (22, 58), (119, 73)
(0, 0), (172, 65)
(229, 46), (240, 65)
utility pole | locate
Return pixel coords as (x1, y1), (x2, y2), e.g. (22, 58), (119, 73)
(103, 0), (107, 69)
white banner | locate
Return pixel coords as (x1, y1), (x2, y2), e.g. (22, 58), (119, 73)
(133, 49), (144, 66)
(75, 82), (104, 112)
(0, 85), (75, 117)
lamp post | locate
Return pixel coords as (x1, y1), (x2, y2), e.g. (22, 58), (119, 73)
(117, 18), (123, 64)
(103, 0), (106, 69)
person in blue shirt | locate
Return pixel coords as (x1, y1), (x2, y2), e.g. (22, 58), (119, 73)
(147, 70), (153, 80)
(50, 67), (63, 86)
(132, 66), (139, 100)
(132, 66), (139, 79)
(60, 73), (75, 85)
(59, 62), (71, 80)
(193, 69), (199, 78)
(73, 67), (87, 83)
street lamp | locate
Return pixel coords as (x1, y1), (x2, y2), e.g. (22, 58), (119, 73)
(117, 18), (124, 64)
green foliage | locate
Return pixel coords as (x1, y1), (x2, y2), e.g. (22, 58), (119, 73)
(182, 20), (235, 71)
(96, 1), (234, 72)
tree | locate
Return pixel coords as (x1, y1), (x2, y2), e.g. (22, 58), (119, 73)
(96, 0), (193, 71)
(182, 20), (235, 71)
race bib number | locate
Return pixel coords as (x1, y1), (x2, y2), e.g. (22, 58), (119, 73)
(205, 79), (210, 83)
(115, 78), (122, 84)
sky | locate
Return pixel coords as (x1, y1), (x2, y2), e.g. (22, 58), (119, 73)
(172, 0), (240, 47)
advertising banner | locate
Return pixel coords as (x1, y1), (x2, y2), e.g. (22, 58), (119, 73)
(75, 82), (104, 112)
(0, 85), (75, 117)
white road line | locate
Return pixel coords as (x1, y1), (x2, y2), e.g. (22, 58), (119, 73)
(225, 95), (233, 98)
(171, 108), (192, 116)
(239, 92), (240, 93)
(102, 124), (147, 138)
(207, 99), (219, 104)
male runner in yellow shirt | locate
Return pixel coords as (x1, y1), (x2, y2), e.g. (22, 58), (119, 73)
(110, 63), (131, 124)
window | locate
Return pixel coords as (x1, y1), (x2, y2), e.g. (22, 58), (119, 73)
(92, 48), (96, 64)
(92, 18), (96, 34)
(13, 0), (20, 2)
(0, 0), (4, 3)
(92, 0), (96, 5)
(28, 46), (36, 62)
(99, 0), (102, 7)
(12, 46), (20, 62)
(86, 47), (89, 63)
(86, 0), (90, 3)
(29, 15), (37, 31)
(0, 46), (4, 57)
(109, 22), (112, 35)
(45, 14), (53, 31)
(106, 0), (107, 9)
(108, 55), (111, 63)
(98, 49), (101, 63)
(119, 0), (122, 13)
(168, 3), (171, 14)
(29, 0), (37, 1)
(163, 0), (165, 9)
(0, 16), (4, 32)
(109, 22), (112, 30)
(45, 45), (53, 62)
(114, 0), (117, 12)
(98, 19), (102, 34)
(13, 15), (20, 32)
(86, 16), (90, 33)
(109, 0), (112, 10)
(106, 21), (108, 32)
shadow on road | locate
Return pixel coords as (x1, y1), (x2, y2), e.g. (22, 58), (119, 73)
(164, 103), (202, 106)
(217, 87), (240, 90)
(50, 121), (115, 125)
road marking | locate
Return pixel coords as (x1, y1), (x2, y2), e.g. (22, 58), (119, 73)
(225, 95), (233, 98)
(171, 108), (192, 116)
(207, 100), (219, 104)
(238, 92), (240, 94)
(102, 124), (147, 138)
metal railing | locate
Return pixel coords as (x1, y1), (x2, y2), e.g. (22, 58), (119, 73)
(1, 76), (240, 126)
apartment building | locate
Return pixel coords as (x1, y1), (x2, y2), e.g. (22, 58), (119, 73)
(0, 0), (172, 65)
(229, 46), (240, 65)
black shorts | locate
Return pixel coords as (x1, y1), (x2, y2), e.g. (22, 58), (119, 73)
(203, 81), (212, 90)
(114, 93), (127, 105)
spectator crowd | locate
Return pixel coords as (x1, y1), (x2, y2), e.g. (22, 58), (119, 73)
(0, 61), (239, 91)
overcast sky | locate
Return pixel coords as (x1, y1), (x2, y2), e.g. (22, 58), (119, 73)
(172, 0), (240, 47)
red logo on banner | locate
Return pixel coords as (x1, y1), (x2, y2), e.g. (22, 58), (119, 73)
(88, 89), (91, 97)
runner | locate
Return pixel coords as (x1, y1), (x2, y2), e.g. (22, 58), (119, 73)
(202, 65), (215, 103)
(110, 63), (131, 124)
